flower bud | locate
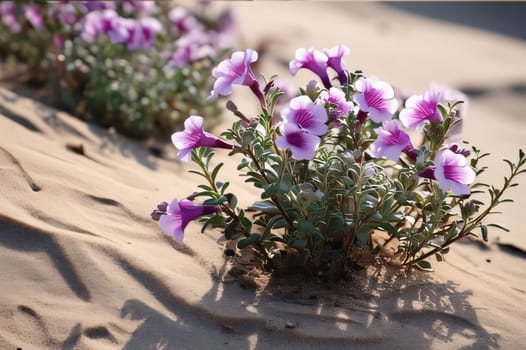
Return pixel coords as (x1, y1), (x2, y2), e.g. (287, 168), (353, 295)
(150, 210), (163, 221)
(157, 201), (168, 212)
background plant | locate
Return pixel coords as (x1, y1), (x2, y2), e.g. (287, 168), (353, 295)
(0, 0), (237, 140)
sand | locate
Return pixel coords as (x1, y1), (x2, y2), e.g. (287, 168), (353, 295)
(1, 2), (526, 349)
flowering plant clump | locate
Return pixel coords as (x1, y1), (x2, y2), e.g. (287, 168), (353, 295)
(152, 44), (526, 278)
(0, 0), (237, 140)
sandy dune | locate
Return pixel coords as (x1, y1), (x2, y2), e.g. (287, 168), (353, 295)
(1, 2), (526, 349)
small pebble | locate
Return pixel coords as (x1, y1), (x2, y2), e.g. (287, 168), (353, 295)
(285, 320), (296, 329)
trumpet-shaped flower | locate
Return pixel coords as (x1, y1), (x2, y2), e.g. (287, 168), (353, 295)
(324, 44), (350, 85)
(289, 48), (331, 89)
(169, 7), (203, 35)
(211, 49), (260, 97)
(281, 95), (328, 136)
(434, 149), (476, 196)
(24, 4), (43, 29)
(171, 115), (233, 162)
(1, 2), (21, 33)
(125, 17), (162, 50)
(154, 198), (220, 243)
(276, 123), (321, 160)
(399, 88), (443, 130)
(370, 120), (413, 161)
(318, 87), (353, 125)
(81, 9), (128, 44)
(353, 77), (398, 123)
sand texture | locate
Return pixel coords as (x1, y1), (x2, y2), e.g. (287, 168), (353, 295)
(1, 2), (526, 349)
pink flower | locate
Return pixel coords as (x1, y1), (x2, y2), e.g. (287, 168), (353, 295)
(318, 87), (353, 125)
(210, 49), (264, 105)
(399, 88), (443, 130)
(281, 95), (328, 136)
(171, 115), (233, 162)
(276, 123), (321, 160)
(353, 77), (398, 123)
(81, 9), (128, 44)
(1, 2), (21, 33)
(369, 120), (413, 161)
(433, 149), (476, 196)
(125, 17), (162, 51)
(169, 7), (203, 35)
(289, 48), (331, 89)
(24, 4), (43, 29)
(81, 1), (115, 12)
(122, 0), (157, 15)
(324, 44), (350, 86)
(153, 198), (220, 243)
(169, 45), (193, 68)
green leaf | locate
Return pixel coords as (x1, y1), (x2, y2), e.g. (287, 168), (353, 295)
(270, 217), (287, 229)
(200, 214), (225, 233)
(248, 200), (280, 214)
(197, 184), (213, 191)
(486, 223), (510, 232)
(480, 225), (488, 242)
(355, 226), (371, 248)
(288, 239), (307, 250)
(437, 104), (448, 119)
(227, 193), (238, 210)
(376, 222), (399, 237)
(211, 162), (224, 182)
(415, 260), (433, 272)
(435, 253), (444, 262)
(261, 183), (278, 199)
(237, 233), (261, 249)
(203, 196), (227, 205)
(238, 210), (252, 232)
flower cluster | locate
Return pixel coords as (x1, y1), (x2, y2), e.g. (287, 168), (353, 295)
(153, 44), (525, 276)
(0, 0), (237, 140)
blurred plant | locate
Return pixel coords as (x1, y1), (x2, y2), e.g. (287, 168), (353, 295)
(0, 0), (237, 140)
(151, 44), (526, 279)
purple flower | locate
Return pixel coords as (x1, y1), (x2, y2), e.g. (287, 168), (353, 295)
(122, 0), (157, 15)
(369, 120), (413, 161)
(154, 198), (220, 243)
(353, 77), (398, 123)
(324, 44), (350, 86)
(169, 45), (193, 68)
(125, 17), (162, 51)
(1, 2), (21, 33)
(275, 123), (321, 160)
(81, 1), (115, 12)
(281, 95), (328, 136)
(289, 48), (331, 89)
(171, 115), (233, 162)
(169, 7), (203, 35)
(318, 87), (353, 125)
(434, 149), (475, 196)
(215, 8), (237, 49)
(169, 29), (216, 68)
(52, 3), (77, 26)
(81, 9), (128, 43)
(399, 88), (443, 130)
(106, 17), (131, 44)
(24, 4), (42, 30)
(210, 49), (264, 105)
